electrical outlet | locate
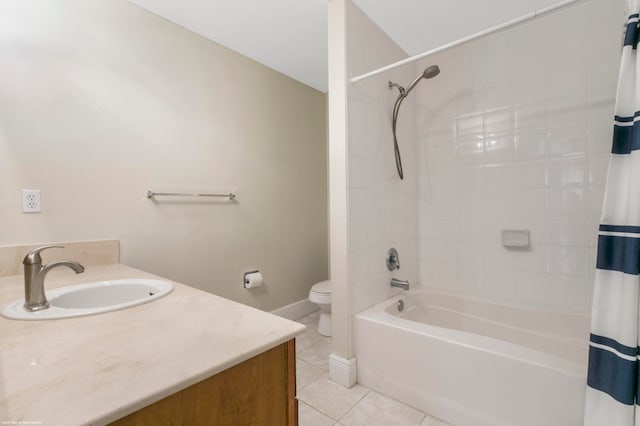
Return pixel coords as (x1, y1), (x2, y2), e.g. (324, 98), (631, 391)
(22, 189), (41, 213)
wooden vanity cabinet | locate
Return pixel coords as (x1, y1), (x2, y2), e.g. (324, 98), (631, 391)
(110, 340), (297, 426)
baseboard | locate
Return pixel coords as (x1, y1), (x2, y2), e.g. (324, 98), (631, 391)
(329, 354), (357, 388)
(271, 298), (318, 321)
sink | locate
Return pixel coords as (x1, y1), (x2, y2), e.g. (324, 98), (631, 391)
(1, 279), (174, 320)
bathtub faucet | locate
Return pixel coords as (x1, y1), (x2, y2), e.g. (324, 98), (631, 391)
(390, 278), (410, 291)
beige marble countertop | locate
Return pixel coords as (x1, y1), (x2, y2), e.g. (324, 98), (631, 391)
(0, 264), (306, 426)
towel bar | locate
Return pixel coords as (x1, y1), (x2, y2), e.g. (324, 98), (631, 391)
(146, 190), (236, 200)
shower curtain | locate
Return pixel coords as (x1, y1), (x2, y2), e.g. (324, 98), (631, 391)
(584, 1), (640, 424)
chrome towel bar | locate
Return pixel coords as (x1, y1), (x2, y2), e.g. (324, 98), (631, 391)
(146, 190), (236, 200)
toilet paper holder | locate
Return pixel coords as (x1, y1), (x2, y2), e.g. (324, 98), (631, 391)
(243, 270), (261, 288)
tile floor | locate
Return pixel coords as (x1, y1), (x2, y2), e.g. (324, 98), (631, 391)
(294, 311), (451, 426)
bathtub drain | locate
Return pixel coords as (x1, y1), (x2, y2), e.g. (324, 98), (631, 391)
(397, 299), (404, 312)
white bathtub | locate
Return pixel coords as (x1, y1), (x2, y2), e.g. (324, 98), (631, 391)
(355, 290), (589, 426)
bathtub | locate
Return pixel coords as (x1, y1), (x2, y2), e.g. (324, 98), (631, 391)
(355, 290), (589, 426)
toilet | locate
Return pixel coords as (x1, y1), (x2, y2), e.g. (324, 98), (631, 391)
(308, 280), (331, 337)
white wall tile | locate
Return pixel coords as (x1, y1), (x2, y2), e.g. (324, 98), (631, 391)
(484, 243), (517, 270)
(484, 107), (514, 136)
(588, 154), (611, 185)
(484, 268), (517, 300)
(455, 241), (485, 267)
(455, 191), (474, 218)
(548, 64), (587, 100)
(587, 122), (614, 154)
(420, 239), (456, 265)
(548, 187), (586, 217)
(349, 157), (373, 189)
(515, 188), (548, 217)
(548, 157), (586, 187)
(587, 0), (624, 92)
(587, 217), (600, 248)
(429, 166), (457, 191)
(550, 275), (589, 310)
(511, 217), (550, 245)
(588, 87), (616, 124)
(549, 218), (588, 247)
(427, 191), (460, 217)
(456, 114), (484, 138)
(550, 246), (589, 277)
(483, 84), (515, 112)
(349, 98), (384, 161)
(349, 187), (370, 220)
(548, 94), (588, 128)
(516, 160), (548, 188)
(514, 78), (548, 106)
(455, 138), (484, 165)
(384, 0), (620, 314)
(515, 129), (548, 161)
(456, 165), (484, 192)
(428, 140), (456, 168)
(457, 89), (484, 117)
(516, 272), (550, 304)
(484, 134), (515, 164)
(432, 262), (458, 289)
(515, 101), (547, 132)
(456, 265), (485, 294)
(587, 185), (606, 217)
(548, 124), (587, 158)
(472, 190), (515, 216)
(515, 245), (550, 274)
(588, 248), (599, 276)
(484, 163), (516, 190)
(455, 215), (487, 242)
(420, 216), (457, 240)
(349, 219), (370, 253)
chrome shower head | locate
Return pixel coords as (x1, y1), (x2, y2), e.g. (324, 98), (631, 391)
(422, 65), (440, 79)
(405, 65), (440, 94)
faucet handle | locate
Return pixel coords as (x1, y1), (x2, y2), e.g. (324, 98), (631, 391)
(387, 248), (400, 271)
(23, 245), (65, 265)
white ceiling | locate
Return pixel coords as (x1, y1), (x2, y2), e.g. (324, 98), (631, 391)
(128, 0), (566, 93)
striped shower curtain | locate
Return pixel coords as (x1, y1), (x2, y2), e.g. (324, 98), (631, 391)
(584, 2), (640, 424)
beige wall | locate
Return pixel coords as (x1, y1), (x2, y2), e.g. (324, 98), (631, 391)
(0, 0), (328, 311)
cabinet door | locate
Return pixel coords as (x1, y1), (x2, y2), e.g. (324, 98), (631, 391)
(111, 340), (297, 426)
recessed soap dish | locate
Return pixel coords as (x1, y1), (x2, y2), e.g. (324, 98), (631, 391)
(502, 229), (530, 248)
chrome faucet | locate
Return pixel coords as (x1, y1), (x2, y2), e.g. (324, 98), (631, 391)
(23, 245), (85, 311)
(390, 278), (410, 291)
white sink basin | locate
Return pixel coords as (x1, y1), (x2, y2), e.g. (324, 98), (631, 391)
(1, 279), (174, 320)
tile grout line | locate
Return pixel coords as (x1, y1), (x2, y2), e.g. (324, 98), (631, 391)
(335, 388), (371, 423)
(298, 400), (337, 424)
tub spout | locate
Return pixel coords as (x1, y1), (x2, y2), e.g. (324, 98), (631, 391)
(390, 278), (410, 291)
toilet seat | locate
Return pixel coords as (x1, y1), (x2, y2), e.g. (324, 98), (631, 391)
(309, 280), (331, 305)
(311, 280), (330, 294)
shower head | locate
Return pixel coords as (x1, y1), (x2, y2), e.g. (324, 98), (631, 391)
(390, 64), (440, 180)
(422, 65), (440, 79)
(405, 65), (440, 94)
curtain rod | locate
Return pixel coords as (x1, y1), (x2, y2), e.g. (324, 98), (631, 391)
(349, 0), (585, 85)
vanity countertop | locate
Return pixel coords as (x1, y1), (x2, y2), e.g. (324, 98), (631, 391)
(0, 264), (306, 426)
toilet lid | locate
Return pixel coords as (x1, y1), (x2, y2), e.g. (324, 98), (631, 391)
(311, 280), (331, 294)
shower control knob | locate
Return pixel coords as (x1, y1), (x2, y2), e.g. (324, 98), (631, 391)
(387, 248), (400, 271)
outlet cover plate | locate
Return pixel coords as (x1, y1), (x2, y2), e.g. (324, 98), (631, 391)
(22, 189), (41, 213)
